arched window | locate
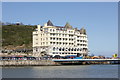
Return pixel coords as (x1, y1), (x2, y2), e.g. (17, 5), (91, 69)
(71, 48), (73, 51)
(68, 48), (70, 51)
(59, 48), (61, 51)
(66, 48), (68, 51)
(56, 47), (59, 51)
(62, 48), (64, 51)
(74, 48), (76, 51)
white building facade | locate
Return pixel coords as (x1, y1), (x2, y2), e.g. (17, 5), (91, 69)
(33, 20), (88, 57)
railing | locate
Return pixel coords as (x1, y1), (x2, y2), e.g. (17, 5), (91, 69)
(52, 59), (120, 61)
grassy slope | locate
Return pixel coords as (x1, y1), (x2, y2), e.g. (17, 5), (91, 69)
(2, 25), (37, 49)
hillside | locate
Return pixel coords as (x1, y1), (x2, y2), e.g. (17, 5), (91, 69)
(2, 25), (37, 50)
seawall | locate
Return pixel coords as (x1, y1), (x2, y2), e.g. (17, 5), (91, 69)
(1, 60), (61, 66)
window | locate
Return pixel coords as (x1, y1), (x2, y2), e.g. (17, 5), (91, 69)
(80, 48), (82, 51)
(53, 47), (55, 51)
(59, 48), (61, 51)
(50, 42), (52, 44)
(36, 48), (38, 52)
(71, 48), (73, 51)
(68, 48), (70, 51)
(56, 47), (58, 50)
(50, 33), (52, 35)
(62, 48), (64, 51)
(65, 48), (68, 51)
(74, 48), (76, 51)
(59, 42), (61, 44)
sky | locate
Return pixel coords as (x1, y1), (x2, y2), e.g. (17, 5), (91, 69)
(1, 0), (119, 2)
(2, 2), (118, 57)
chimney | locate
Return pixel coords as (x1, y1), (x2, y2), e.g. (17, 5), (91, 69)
(37, 24), (41, 31)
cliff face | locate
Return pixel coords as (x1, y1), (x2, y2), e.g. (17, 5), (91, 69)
(2, 25), (37, 50)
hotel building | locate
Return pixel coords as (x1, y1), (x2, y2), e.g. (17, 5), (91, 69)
(33, 20), (88, 57)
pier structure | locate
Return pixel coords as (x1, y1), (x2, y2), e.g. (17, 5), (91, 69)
(52, 59), (120, 64)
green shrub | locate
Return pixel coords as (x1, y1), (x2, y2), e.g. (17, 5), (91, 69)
(2, 25), (37, 49)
